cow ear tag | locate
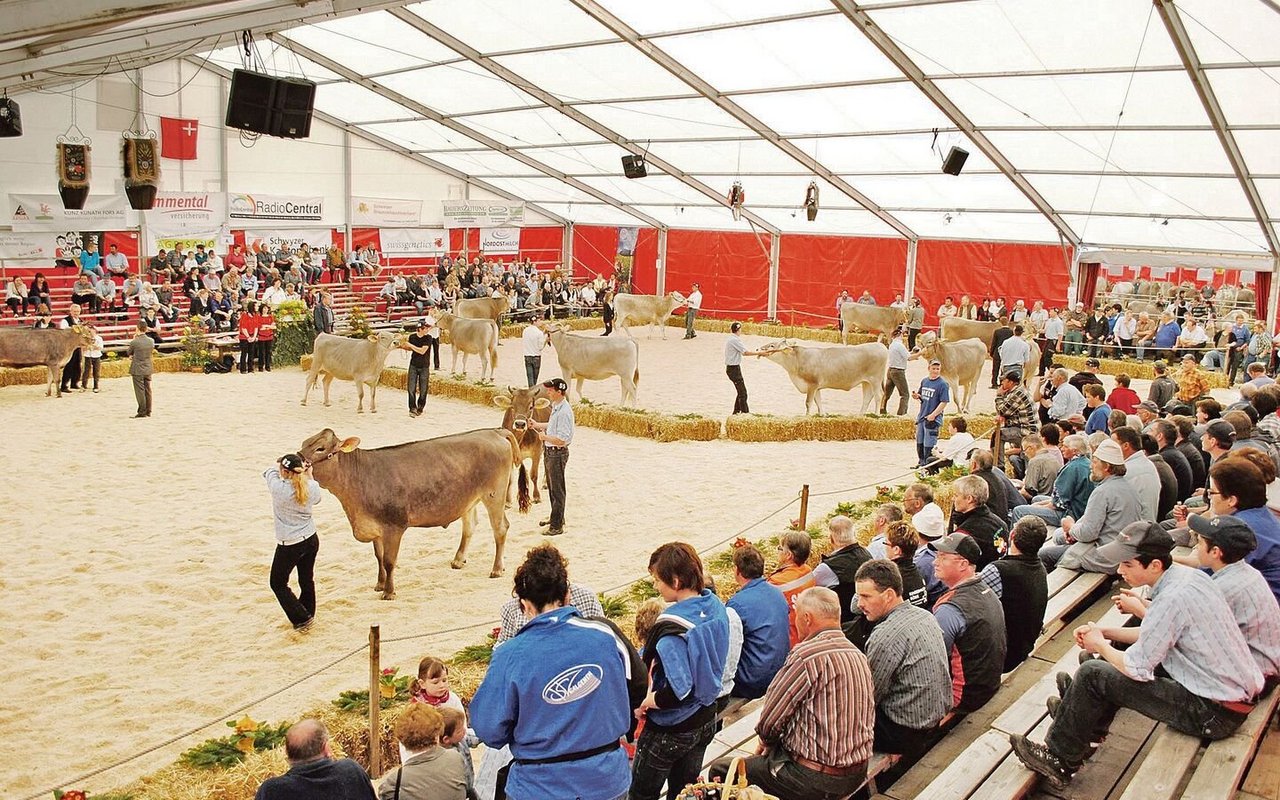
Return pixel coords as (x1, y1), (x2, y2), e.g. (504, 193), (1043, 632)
(339, 437), (360, 452)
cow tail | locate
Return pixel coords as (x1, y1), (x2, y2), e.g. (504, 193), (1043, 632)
(502, 428), (531, 514)
(633, 340), (641, 385)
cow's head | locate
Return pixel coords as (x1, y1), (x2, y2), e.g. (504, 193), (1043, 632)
(544, 321), (570, 336)
(70, 324), (95, 347)
(300, 428), (360, 464)
(370, 331), (402, 350)
(915, 331), (938, 354)
(492, 385), (550, 431)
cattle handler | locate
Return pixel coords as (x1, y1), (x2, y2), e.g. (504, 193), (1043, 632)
(265, 453), (322, 631)
(725, 321), (765, 414)
(530, 377), (575, 536)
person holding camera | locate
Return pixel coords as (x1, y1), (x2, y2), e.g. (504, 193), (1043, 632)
(914, 359), (951, 469)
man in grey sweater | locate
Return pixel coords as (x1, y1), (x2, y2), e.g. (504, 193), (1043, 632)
(127, 320), (154, 418)
(1039, 439), (1143, 572)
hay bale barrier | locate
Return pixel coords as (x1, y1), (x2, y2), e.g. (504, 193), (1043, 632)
(667, 316), (878, 346)
(1056, 353), (1229, 389)
(0, 353), (186, 388)
(725, 412), (998, 443)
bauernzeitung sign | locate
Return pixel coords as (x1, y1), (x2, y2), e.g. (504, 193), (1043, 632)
(229, 193), (324, 222)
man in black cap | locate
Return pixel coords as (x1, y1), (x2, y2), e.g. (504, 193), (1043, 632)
(1010, 524), (1264, 788)
(529, 378), (574, 536)
(1068, 357), (1104, 393)
(931, 533), (1007, 713)
(400, 317), (436, 418)
(1190, 514), (1280, 681)
(1200, 419), (1237, 477)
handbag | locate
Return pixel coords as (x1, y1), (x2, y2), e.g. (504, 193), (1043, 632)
(676, 756), (778, 800)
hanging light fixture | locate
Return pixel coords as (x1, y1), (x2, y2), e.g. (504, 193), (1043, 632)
(728, 181), (745, 222)
(56, 89), (91, 210)
(804, 180), (820, 222)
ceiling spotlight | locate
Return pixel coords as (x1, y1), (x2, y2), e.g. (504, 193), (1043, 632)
(728, 181), (745, 221)
(804, 180), (819, 222)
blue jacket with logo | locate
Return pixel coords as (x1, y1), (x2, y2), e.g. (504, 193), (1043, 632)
(470, 607), (634, 800)
(645, 589), (730, 728)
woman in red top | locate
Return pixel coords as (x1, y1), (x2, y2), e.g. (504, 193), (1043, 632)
(1106, 373), (1141, 415)
(257, 305), (275, 372)
(225, 243), (247, 272)
(238, 300), (260, 374)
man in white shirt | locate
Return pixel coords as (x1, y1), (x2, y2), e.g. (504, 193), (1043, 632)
(522, 320), (547, 388)
(725, 321), (764, 414)
(999, 325), (1032, 383)
(104, 243), (130, 277)
(881, 327), (913, 415)
(684, 283), (702, 339)
(1176, 318), (1209, 362)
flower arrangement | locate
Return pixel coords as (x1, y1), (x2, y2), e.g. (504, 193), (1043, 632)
(332, 666), (411, 713)
(178, 716), (289, 769)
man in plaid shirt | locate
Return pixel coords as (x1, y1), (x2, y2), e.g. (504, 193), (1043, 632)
(995, 372), (1038, 465)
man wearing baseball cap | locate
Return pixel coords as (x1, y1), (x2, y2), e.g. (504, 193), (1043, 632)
(529, 377), (574, 536)
(1040, 439), (1143, 573)
(1191, 514), (1280, 679)
(904, 484), (947, 608)
(1011, 525), (1264, 788)
(912, 359), (950, 469)
(931, 533), (1007, 713)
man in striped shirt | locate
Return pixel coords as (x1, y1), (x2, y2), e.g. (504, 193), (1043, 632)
(1191, 515), (1280, 680)
(708, 587), (874, 800)
(855, 560), (952, 757)
(1011, 525), (1264, 788)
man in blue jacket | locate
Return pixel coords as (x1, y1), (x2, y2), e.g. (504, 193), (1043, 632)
(727, 544), (791, 700)
(471, 545), (640, 800)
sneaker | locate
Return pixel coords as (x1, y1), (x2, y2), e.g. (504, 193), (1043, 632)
(544, 527), (565, 536)
(294, 617), (314, 632)
(1056, 671), (1073, 698)
(1009, 734), (1077, 788)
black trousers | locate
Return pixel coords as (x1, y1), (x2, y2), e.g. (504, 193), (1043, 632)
(908, 328), (920, 349)
(270, 534), (318, 626)
(257, 340), (273, 371)
(239, 340), (254, 373)
(408, 363), (430, 412)
(727, 364), (749, 414)
(84, 356), (100, 390)
(544, 446), (568, 530)
(60, 348), (83, 390)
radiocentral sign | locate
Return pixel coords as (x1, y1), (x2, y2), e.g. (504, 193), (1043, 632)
(228, 193), (324, 222)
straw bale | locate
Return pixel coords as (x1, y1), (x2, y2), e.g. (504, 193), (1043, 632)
(1057, 354), (1228, 388)
(0, 354), (184, 388)
(725, 413), (997, 443)
(115, 736), (348, 800)
(664, 317), (877, 346)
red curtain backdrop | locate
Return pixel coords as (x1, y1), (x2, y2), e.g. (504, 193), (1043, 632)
(518, 226), (563, 267)
(664, 229), (771, 317)
(913, 240), (1073, 326)
(776, 235), (908, 326)
(1079, 262), (1101, 308)
(571, 225), (620, 278)
(631, 229), (659, 294)
(1255, 271), (1271, 323)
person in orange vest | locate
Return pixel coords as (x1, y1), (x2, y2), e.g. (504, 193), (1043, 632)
(768, 531), (816, 646)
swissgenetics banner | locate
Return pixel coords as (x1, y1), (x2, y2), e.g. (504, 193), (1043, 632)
(480, 227), (520, 254)
(243, 228), (333, 253)
(228, 193), (324, 222)
(379, 228), (447, 256)
(352, 196), (422, 227)
(144, 192), (226, 230)
(442, 200), (525, 229)
(8, 193), (132, 230)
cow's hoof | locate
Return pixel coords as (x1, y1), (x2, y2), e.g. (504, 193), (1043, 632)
(370, 408), (377, 414)
(375, 582), (385, 592)
(489, 568), (504, 578)
(300, 401), (307, 406)
(450, 559), (466, 569)
(381, 592), (396, 601)
(324, 402), (332, 408)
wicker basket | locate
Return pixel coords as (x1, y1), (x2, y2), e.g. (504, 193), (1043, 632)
(676, 757), (779, 800)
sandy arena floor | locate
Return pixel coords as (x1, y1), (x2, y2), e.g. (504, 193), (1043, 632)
(0, 329), (1237, 796)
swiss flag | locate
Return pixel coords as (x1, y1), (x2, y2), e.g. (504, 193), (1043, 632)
(160, 116), (199, 160)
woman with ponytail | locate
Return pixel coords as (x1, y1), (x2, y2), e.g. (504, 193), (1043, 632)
(265, 453), (322, 630)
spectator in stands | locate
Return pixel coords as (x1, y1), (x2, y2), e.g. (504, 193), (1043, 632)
(255, 719), (375, 800)
(206, 248), (224, 275)
(1150, 419), (1193, 500)
(271, 245), (292, 277)
(1041, 439), (1142, 572)
(1067, 357), (1103, 393)
(1103, 374), (1138, 416)
(376, 704), (466, 800)
(362, 246), (381, 278)
(1247, 361), (1275, 388)
(1176, 317), (1209, 362)
(148, 248), (169, 281)
(937, 296), (957, 320)
(182, 250), (199, 274)
(946, 474), (1008, 568)
(76, 239), (103, 279)
(931, 416), (978, 471)
(1010, 526), (1263, 789)
(326, 244), (348, 284)
(866, 503), (905, 560)
(31, 304), (53, 328)
(95, 273), (119, 316)
(1246, 321), (1273, 375)
(1083, 307), (1109, 358)
(1150, 311), (1180, 362)
(1175, 355), (1211, 405)
(1189, 515), (1280, 679)
(135, 281), (158, 312)
(1020, 434), (1062, 501)
(259, 278), (285, 309)
(931, 533), (1007, 713)
(813, 515), (872, 624)
(631, 543), (729, 800)
(1179, 457), (1280, 604)
(1112, 309), (1136, 358)
(189, 287), (212, 322)
(1171, 414), (1208, 491)
(1145, 363), (1176, 412)
(27, 273), (51, 315)
(727, 544), (791, 702)
(283, 283), (302, 305)
(904, 482), (945, 539)
(200, 266), (221, 294)
(208, 290), (234, 331)
(71, 273), (99, 314)
(879, 519), (928, 607)
(1142, 433), (1178, 522)
(980, 516), (1049, 672)
(1041, 368), (1086, 421)
(179, 267), (199, 300)
(1083, 384), (1111, 435)
(769, 531), (816, 646)
(4, 277), (28, 316)
(313, 292), (335, 336)
(164, 246), (183, 275)
(855, 559), (951, 757)
(101, 242), (128, 278)
(708, 587), (874, 800)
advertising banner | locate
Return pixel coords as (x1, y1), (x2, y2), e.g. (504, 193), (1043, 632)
(0, 231), (54, 263)
(480, 227), (520, 255)
(228, 193), (324, 222)
(143, 192), (226, 230)
(352, 196), (422, 227)
(442, 200), (525, 229)
(147, 226), (222, 257)
(8, 193), (132, 230)
(379, 228), (447, 256)
(243, 228), (333, 253)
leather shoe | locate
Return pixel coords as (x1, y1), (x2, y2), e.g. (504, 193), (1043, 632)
(132, 413), (147, 418)
(539, 518), (551, 526)
(544, 528), (565, 536)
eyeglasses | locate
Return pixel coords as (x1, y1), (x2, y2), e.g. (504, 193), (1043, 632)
(1206, 489), (1222, 497)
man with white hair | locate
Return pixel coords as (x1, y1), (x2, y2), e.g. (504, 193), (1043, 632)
(707, 587), (875, 800)
(1042, 368), (1086, 421)
(867, 503), (905, 560)
(812, 515), (872, 624)
(1039, 439), (1144, 572)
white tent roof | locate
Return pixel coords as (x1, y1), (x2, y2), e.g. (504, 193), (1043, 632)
(2, 0), (1278, 254)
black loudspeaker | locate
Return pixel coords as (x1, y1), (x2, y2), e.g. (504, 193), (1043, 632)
(621, 154), (647, 179)
(225, 69), (315, 139)
(942, 146), (969, 176)
(0, 98), (20, 137)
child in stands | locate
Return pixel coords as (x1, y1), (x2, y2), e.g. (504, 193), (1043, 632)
(409, 656), (465, 713)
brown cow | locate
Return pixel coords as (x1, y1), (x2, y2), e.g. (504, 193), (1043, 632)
(0, 327), (94, 397)
(455, 295), (510, 324)
(301, 427), (530, 599)
(940, 317), (1001, 349)
(492, 385), (551, 504)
